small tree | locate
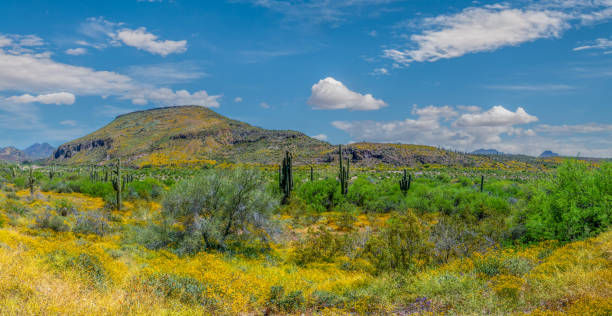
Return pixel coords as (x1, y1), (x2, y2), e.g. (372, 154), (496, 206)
(163, 168), (277, 252)
(364, 210), (426, 272)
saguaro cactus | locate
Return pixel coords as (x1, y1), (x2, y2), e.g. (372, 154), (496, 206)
(27, 167), (35, 197)
(399, 169), (411, 195)
(279, 151), (293, 203)
(111, 159), (122, 211)
(480, 175), (484, 193)
(49, 165), (56, 180)
(339, 145), (350, 196)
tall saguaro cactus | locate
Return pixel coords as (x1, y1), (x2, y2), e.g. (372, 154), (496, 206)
(480, 175), (484, 193)
(279, 151), (293, 203)
(339, 145), (350, 196)
(112, 159), (122, 211)
(27, 167), (35, 197)
(399, 169), (411, 195)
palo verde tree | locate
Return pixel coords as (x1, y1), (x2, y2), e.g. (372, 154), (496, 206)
(162, 168), (277, 253)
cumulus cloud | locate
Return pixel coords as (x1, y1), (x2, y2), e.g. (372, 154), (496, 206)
(312, 134), (328, 141)
(65, 48), (88, 55)
(127, 88), (221, 107)
(384, 6), (568, 65)
(6, 92), (76, 105)
(308, 77), (387, 110)
(0, 47), (220, 107)
(260, 102), (270, 109)
(113, 27), (186, 56)
(78, 18), (187, 56)
(332, 105), (543, 153)
(234, 97), (243, 103)
(454, 106), (538, 127)
(371, 67), (389, 75)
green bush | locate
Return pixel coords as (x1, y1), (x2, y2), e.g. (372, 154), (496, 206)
(363, 210), (426, 272)
(162, 168), (277, 253)
(47, 251), (107, 289)
(524, 160), (611, 242)
(291, 226), (346, 265)
(296, 178), (343, 213)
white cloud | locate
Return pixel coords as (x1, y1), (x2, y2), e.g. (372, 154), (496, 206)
(536, 123), (612, 134)
(574, 37), (612, 51)
(234, 97), (243, 103)
(6, 92), (76, 105)
(127, 62), (206, 84)
(127, 88), (221, 107)
(457, 105), (481, 112)
(384, 6), (568, 64)
(372, 67), (389, 75)
(332, 105), (546, 154)
(260, 102), (270, 109)
(484, 84), (576, 91)
(113, 27), (187, 56)
(312, 134), (328, 141)
(0, 50), (134, 95)
(65, 48), (88, 55)
(454, 106), (538, 127)
(308, 77), (387, 110)
(60, 120), (78, 126)
(0, 48), (220, 107)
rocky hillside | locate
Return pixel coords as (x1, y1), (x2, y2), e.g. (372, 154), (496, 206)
(52, 106), (331, 166)
(51, 105), (481, 167)
(0, 147), (28, 162)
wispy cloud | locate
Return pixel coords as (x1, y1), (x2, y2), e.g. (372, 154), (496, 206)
(384, 1), (612, 66)
(484, 84), (576, 91)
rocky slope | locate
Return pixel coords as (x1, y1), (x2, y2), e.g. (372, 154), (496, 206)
(51, 105), (481, 167)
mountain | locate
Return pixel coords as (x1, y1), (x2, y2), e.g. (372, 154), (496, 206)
(51, 106), (476, 167)
(52, 106), (331, 166)
(539, 150), (559, 158)
(23, 143), (55, 160)
(0, 146), (28, 162)
(472, 148), (503, 155)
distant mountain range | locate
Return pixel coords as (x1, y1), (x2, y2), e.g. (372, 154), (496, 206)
(539, 150), (560, 158)
(0, 143), (55, 162)
(472, 148), (503, 155)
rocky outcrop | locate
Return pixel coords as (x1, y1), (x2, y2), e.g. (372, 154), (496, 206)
(54, 139), (113, 160)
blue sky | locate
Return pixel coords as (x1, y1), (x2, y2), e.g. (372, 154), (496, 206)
(0, 0), (611, 157)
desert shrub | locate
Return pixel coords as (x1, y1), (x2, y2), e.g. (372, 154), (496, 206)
(73, 211), (111, 236)
(524, 160), (611, 242)
(136, 273), (215, 306)
(291, 226), (346, 265)
(267, 285), (304, 313)
(363, 210), (426, 272)
(473, 256), (503, 276)
(296, 178), (344, 213)
(162, 168), (277, 253)
(502, 256), (532, 276)
(47, 251), (107, 288)
(34, 211), (69, 232)
(53, 198), (75, 216)
(67, 179), (114, 198)
(126, 178), (164, 201)
(347, 177), (406, 213)
(2, 199), (28, 215)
